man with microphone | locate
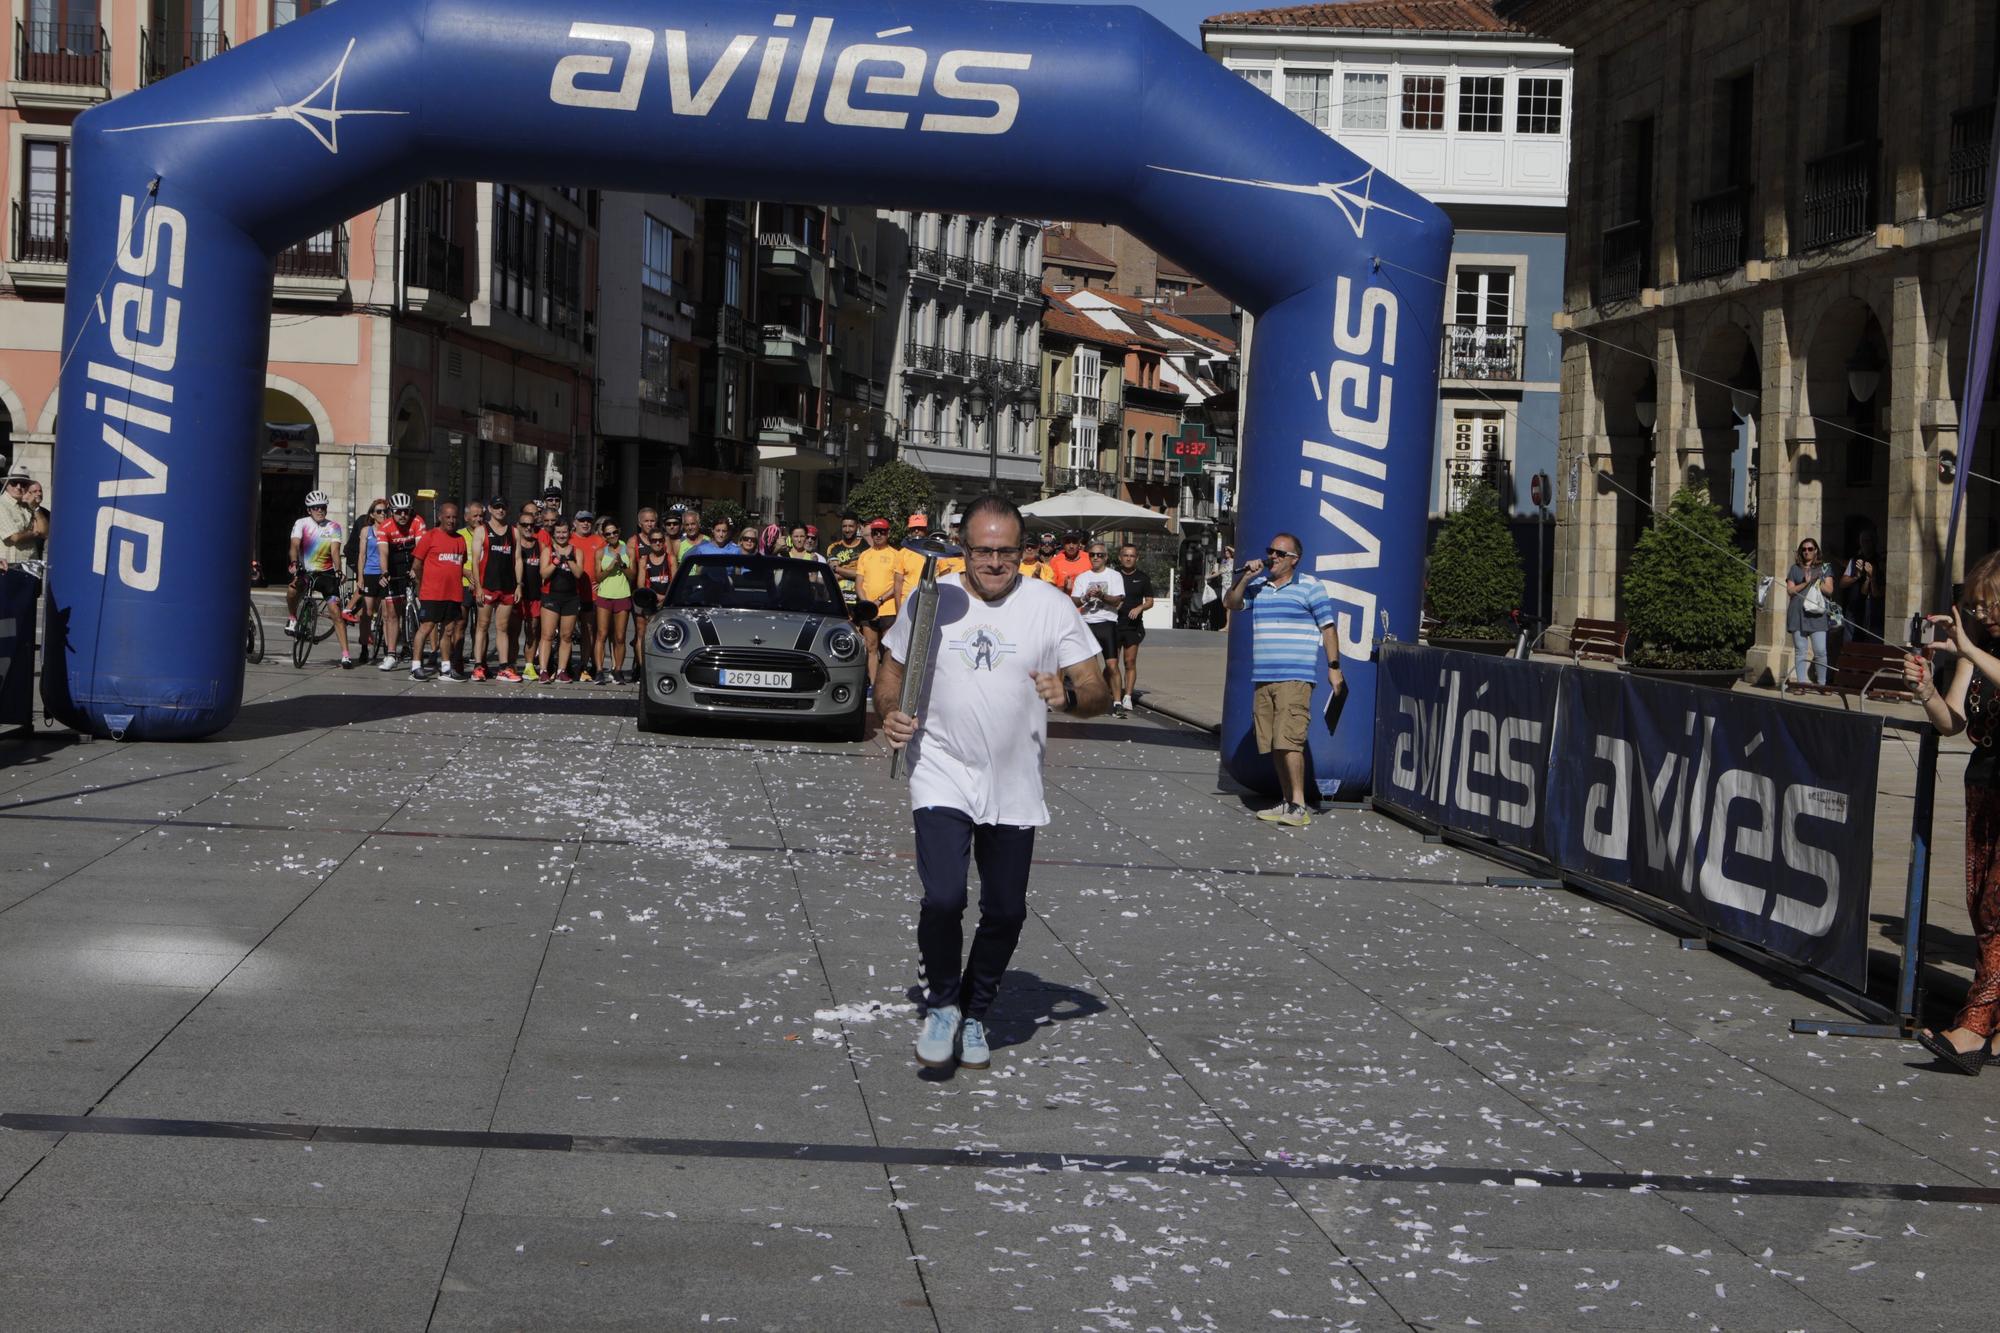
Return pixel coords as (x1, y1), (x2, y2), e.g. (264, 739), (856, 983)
(1223, 533), (1344, 827)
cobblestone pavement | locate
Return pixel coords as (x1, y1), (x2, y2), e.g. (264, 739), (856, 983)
(0, 653), (1993, 1332)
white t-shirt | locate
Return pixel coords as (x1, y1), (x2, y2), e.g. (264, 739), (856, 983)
(882, 572), (1099, 827)
(1070, 567), (1124, 625)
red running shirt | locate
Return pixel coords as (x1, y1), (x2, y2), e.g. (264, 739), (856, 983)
(378, 515), (428, 571)
(411, 527), (468, 602)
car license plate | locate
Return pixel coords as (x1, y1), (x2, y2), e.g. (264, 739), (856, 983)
(719, 669), (793, 689)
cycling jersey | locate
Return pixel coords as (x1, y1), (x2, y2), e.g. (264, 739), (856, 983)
(360, 524), (384, 576)
(291, 517), (344, 572)
(379, 515), (427, 574)
(411, 527), (468, 603)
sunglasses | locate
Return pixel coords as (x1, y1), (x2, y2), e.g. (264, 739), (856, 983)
(1266, 548), (1298, 560)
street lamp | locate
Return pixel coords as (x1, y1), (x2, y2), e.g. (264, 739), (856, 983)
(968, 382), (994, 486)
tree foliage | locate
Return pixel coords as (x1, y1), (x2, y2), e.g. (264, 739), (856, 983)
(846, 461), (936, 541)
(1426, 481), (1524, 639)
(1623, 485), (1756, 670)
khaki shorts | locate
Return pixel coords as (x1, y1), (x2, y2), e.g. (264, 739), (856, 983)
(1252, 680), (1314, 754)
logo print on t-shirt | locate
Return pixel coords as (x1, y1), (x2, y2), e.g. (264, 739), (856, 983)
(949, 625), (1017, 672)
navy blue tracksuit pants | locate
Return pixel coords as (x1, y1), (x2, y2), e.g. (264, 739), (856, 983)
(914, 806), (1035, 1018)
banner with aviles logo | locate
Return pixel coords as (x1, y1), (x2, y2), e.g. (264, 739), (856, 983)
(1545, 668), (1878, 990)
(1373, 642), (1561, 856)
(1372, 644), (1880, 993)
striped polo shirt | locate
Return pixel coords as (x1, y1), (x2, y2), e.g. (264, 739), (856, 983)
(1244, 572), (1337, 683)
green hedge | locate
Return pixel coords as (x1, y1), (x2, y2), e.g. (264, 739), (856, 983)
(1623, 485), (1755, 670)
(1427, 480), (1524, 640)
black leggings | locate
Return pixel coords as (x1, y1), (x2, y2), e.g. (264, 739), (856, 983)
(914, 806), (1035, 1018)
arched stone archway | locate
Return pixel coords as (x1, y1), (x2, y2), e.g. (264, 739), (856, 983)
(1798, 295), (1891, 639)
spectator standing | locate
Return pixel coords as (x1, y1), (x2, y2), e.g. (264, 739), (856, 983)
(516, 509), (544, 679)
(1786, 538), (1836, 685)
(1049, 530), (1092, 593)
(1223, 533), (1344, 828)
(836, 518), (918, 691)
(0, 465), (43, 563)
(410, 501), (470, 681)
(677, 509), (704, 561)
(1113, 543), (1156, 716)
(1839, 528), (1885, 643)
(689, 516), (741, 558)
(536, 519), (586, 682)
(788, 525), (825, 563)
(878, 494), (1109, 1070)
(457, 501), (486, 665)
(572, 511), (605, 683)
(908, 513), (964, 576)
(1017, 545), (1059, 585)
(594, 518), (635, 684)
(470, 500), (521, 681)
(825, 514), (864, 603)
(632, 523), (677, 651)
(1069, 542), (1125, 700)
(1903, 552), (2000, 1073)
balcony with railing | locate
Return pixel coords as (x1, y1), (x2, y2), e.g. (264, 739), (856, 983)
(1945, 104), (1995, 214)
(1439, 324), (1526, 382)
(639, 380), (689, 417)
(759, 325), (823, 378)
(1597, 219), (1648, 304)
(1049, 466), (1118, 495)
(944, 253), (971, 283)
(273, 226), (348, 300)
(404, 230), (468, 307)
(141, 26), (226, 85)
(9, 197), (67, 289)
(1098, 400), (1124, 426)
(910, 245), (946, 278)
(940, 347), (971, 377)
(905, 341), (943, 374)
(1046, 391), (1078, 418)
(15, 20), (106, 95)
(714, 305), (750, 353)
(1684, 184), (1751, 281)
(972, 260), (999, 288)
(1800, 139), (1878, 251)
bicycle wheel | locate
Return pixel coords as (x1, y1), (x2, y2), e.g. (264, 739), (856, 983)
(293, 594), (319, 668)
(246, 603), (266, 664)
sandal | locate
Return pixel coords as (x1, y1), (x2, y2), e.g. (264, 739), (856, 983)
(1916, 1028), (1988, 1075)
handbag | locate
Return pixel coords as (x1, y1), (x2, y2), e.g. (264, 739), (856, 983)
(1801, 567), (1830, 617)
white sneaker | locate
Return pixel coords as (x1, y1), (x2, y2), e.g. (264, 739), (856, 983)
(377, 654), (399, 671)
(916, 1005), (962, 1067)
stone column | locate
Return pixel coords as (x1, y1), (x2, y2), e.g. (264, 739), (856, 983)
(1884, 261), (1943, 630)
(1750, 300), (1803, 684)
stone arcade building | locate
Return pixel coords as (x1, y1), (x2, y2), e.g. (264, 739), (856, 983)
(1502, 0), (2000, 679)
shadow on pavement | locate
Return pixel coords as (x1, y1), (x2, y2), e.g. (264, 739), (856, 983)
(1047, 719), (1214, 750)
(904, 969), (1108, 1082)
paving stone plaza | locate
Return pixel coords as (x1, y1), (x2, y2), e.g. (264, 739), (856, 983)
(0, 648), (1993, 1332)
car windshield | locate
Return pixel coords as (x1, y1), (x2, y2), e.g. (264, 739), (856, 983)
(669, 555), (847, 615)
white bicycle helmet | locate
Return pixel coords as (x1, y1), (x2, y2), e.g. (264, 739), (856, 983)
(389, 492), (412, 510)
(304, 489), (330, 508)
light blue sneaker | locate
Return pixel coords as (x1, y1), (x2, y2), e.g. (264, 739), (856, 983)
(916, 1005), (962, 1067)
(959, 1016), (991, 1070)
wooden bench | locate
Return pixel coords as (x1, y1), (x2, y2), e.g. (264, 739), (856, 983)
(1530, 617), (1629, 665)
(1781, 640), (1923, 708)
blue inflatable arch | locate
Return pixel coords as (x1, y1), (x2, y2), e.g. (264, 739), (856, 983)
(47, 0), (1450, 794)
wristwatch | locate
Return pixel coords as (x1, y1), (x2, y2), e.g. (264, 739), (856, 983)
(1061, 677), (1079, 714)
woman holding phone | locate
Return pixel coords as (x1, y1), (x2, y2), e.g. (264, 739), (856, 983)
(1903, 550), (2000, 1072)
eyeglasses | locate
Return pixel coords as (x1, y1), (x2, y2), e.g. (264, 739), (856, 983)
(370, 507), (388, 514)
(1266, 548), (1298, 560)
(394, 507), (411, 515)
(970, 546), (1023, 560)
(1088, 550), (1108, 558)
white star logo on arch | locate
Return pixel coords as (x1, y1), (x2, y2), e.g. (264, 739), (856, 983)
(1147, 164), (1423, 240)
(107, 39), (407, 156)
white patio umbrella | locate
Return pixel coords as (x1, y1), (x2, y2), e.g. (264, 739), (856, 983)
(1020, 488), (1172, 536)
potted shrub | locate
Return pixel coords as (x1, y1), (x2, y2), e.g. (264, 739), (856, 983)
(1425, 480), (1525, 654)
(1621, 484), (1755, 689)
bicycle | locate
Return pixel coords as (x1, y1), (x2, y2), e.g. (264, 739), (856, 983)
(291, 578), (338, 668)
(246, 601), (266, 664)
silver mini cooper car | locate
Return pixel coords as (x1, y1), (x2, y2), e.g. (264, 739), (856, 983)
(638, 554), (869, 740)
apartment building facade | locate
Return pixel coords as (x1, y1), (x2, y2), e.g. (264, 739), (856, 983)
(1501, 0), (1999, 677)
(3, 1), (598, 577)
(1203, 0), (1572, 610)
(882, 211), (1045, 511)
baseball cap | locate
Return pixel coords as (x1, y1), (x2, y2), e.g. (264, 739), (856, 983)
(575, 509), (596, 521)
(868, 518), (891, 532)
(488, 495), (506, 508)
(1063, 528), (1086, 541)
(542, 486), (563, 500)
(805, 524), (818, 537)
(906, 513), (929, 528)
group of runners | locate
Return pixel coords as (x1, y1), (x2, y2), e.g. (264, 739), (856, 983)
(280, 490), (1158, 705)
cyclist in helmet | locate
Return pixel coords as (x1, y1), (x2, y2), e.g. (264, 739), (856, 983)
(375, 492), (426, 669)
(287, 489), (354, 667)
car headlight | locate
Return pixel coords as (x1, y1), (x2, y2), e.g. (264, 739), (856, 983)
(826, 627), (860, 661)
(654, 618), (688, 652)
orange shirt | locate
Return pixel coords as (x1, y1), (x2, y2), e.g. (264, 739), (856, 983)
(1049, 550), (1092, 592)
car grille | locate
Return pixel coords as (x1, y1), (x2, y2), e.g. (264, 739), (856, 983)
(690, 692), (817, 711)
(683, 647), (827, 693)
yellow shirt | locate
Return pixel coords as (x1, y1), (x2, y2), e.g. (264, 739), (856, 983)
(1018, 559), (1059, 584)
(934, 556), (966, 578)
(855, 545), (925, 615)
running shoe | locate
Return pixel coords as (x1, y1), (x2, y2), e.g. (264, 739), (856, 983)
(284, 619), (298, 637)
(1111, 700), (1126, 718)
(409, 665), (429, 681)
(340, 655), (354, 670)
(471, 666), (487, 682)
(496, 667), (522, 683)
(524, 663), (540, 682)
(444, 668), (470, 683)
(916, 1005), (962, 1068)
(1277, 804), (1313, 829)
(578, 671), (596, 685)
(555, 671), (574, 683)
(1255, 804), (1288, 822)
(377, 654), (399, 672)
(341, 609), (361, 624)
(958, 1016), (991, 1070)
